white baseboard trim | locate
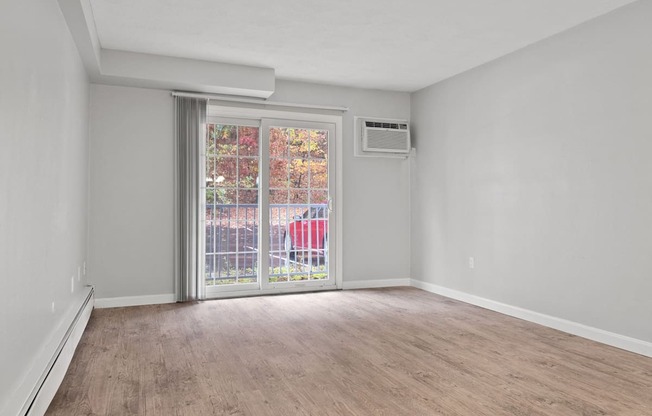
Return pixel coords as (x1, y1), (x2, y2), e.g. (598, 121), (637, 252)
(22, 287), (94, 416)
(343, 278), (411, 290)
(411, 279), (652, 358)
(94, 293), (176, 309)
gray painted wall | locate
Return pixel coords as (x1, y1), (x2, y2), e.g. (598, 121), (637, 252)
(88, 85), (175, 299)
(411, 0), (652, 343)
(88, 81), (410, 299)
(0, 0), (90, 414)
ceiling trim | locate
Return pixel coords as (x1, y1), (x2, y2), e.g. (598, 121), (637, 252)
(57, 0), (276, 98)
(57, 0), (101, 77)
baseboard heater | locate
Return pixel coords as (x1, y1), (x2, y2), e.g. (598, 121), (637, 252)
(21, 287), (94, 416)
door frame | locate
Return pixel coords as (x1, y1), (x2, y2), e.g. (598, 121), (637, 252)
(204, 105), (343, 298)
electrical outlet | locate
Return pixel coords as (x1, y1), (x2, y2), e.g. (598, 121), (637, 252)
(71, 276), (75, 293)
(468, 257), (475, 269)
(78, 266), (81, 281)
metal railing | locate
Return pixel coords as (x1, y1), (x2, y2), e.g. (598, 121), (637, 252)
(204, 204), (328, 285)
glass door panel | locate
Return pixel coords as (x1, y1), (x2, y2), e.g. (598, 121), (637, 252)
(204, 122), (260, 292)
(261, 121), (335, 289)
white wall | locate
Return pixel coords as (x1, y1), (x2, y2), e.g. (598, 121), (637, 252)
(411, 0), (652, 343)
(88, 85), (174, 299)
(0, 0), (90, 414)
(88, 81), (410, 299)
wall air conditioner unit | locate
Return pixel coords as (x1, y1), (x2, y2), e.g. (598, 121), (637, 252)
(355, 117), (411, 157)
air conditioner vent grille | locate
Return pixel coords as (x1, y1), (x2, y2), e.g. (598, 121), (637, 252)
(365, 121), (408, 130)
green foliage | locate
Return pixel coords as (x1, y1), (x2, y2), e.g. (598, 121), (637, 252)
(205, 264), (327, 286)
(206, 188), (233, 205)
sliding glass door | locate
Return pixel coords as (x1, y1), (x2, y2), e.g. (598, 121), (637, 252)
(203, 117), (335, 297)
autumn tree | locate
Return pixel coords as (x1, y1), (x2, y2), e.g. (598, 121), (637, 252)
(205, 124), (328, 206)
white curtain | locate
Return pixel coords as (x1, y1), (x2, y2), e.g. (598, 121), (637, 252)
(174, 96), (207, 301)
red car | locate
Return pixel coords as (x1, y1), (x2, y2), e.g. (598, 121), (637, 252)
(284, 206), (328, 261)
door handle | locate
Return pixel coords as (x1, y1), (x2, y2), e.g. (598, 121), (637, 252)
(328, 197), (333, 212)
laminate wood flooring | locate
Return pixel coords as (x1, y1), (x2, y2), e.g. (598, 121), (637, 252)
(46, 287), (652, 415)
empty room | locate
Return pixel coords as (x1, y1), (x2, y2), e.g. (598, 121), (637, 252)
(2, 0), (652, 415)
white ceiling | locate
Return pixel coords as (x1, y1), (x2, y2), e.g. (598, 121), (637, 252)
(88, 0), (637, 92)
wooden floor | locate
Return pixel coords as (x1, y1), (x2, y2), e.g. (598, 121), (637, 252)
(47, 287), (652, 416)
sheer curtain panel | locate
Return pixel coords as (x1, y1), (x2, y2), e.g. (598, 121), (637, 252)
(174, 96), (207, 301)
